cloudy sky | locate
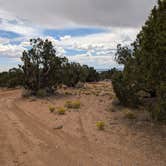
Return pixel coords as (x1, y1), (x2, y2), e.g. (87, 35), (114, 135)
(0, 0), (156, 71)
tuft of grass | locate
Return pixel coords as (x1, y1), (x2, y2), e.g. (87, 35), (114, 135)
(124, 110), (136, 119)
(72, 100), (81, 109)
(65, 100), (81, 109)
(49, 106), (55, 113)
(96, 121), (105, 130)
(57, 107), (66, 115)
(65, 101), (73, 108)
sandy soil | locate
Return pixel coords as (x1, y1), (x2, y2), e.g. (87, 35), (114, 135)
(0, 82), (166, 166)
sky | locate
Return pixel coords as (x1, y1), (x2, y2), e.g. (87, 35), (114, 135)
(0, 0), (156, 71)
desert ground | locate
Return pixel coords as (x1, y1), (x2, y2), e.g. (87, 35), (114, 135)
(0, 82), (165, 166)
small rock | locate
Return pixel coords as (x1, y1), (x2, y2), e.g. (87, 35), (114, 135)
(53, 125), (63, 130)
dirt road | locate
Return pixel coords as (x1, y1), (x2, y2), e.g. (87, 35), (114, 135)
(0, 84), (165, 166)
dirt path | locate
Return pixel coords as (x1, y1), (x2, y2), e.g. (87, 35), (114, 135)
(0, 85), (165, 166)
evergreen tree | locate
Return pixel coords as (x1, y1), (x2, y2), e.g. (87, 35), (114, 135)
(20, 38), (67, 95)
(112, 0), (166, 120)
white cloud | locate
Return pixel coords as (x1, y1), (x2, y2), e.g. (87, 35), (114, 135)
(60, 35), (71, 41)
(67, 54), (120, 69)
(0, 9), (42, 38)
(0, 24), (139, 69)
(0, 44), (24, 58)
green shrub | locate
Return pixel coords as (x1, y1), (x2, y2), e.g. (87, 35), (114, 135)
(49, 106), (55, 113)
(112, 71), (139, 107)
(65, 100), (81, 109)
(96, 121), (105, 130)
(72, 100), (81, 109)
(65, 101), (73, 108)
(57, 107), (66, 115)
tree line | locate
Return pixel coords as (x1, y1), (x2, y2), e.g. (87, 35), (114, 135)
(0, 38), (101, 92)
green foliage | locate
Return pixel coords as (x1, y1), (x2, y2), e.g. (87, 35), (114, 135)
(0, 68), (24, 88)
(112, 70), (139, 107)
(99, 68), (117, 80)
(112, 0), (166, 121)
(1, 39), (99, 94)
(20, 38), (67, 95)
(61, 63), (99, 87)
(96, 121), (105, 130)
(49, 106), (55, 113)
(57, 107), (66, 115)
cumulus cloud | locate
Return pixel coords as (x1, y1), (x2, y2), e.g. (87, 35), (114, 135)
(0, 0), (155, 70)
(60, 35), (71, 41)
(58, 27), (138, 56)
(0, 26), (138, 69)
(67, 54), (120, 69)
(0, 0), (156, 28)
(0, 9), (42, 39)
(0, 43), (24, 58)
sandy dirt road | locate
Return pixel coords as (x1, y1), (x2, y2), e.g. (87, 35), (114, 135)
(0, 84), (165, 166)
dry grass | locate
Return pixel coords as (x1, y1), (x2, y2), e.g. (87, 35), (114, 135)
(96, 121), (105, 130)
(65, 100), (81, 109)
(49, 106), (55, 113)
(57, 107), (66, 115)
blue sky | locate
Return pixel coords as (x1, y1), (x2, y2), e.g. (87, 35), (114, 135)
(0, 0), (156, 71)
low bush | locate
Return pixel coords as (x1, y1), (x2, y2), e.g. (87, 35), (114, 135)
(65, 101), (73, 108)
(96, 121), (105, 130)
(65, 100), (81, 109)
(57, 107), (66, 115)
(49, 106), (55, 113)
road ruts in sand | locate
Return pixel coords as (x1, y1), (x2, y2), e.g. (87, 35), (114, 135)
(0, 87), (165, 166)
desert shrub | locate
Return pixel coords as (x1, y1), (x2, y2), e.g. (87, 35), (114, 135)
(65, 101), (73, 108)
(96, 121), (105, 130)
(20, 38), (67, 95)
(72, 100), (81, 109)
(49, 106), (55, 113)
(65, 100), (81, 109)
(124, 110), (136, 119)
(112, 71), (139, 107)
(57, 107), (66, 115)
(36, 89), (48, 97)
